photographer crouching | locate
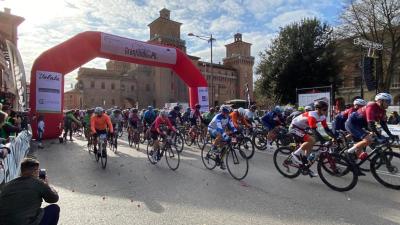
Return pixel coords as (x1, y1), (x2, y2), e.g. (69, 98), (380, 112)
(0, 158), (60, 225)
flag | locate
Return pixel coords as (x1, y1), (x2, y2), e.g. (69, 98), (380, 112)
(246, 83), (251, 108)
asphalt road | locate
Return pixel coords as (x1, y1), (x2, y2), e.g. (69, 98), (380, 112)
(30, 133), (400, 225)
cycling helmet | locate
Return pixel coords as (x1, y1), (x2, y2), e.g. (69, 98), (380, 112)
(173, 105), (180, 111)
(375, 93), (392, 104)
(94, 107), (103, 115)
(353, 98), (367, 106)
(273, 106), (282, 114)
(298, 106), (305, 112)
(304, 105), (313, 111)
(195, 103), (201, 109)
(186, 107), (191, 112)
(221, 105), (230, 113)
(113, 109), (121, 114)
(250, 104), (257, 110)
(147, 106), (153, 110)
(209, 107), (215, 113)
(159, 110), (168, 117)
(130, 108), (138, 113)
(314, 100), (328, 110)
(237, 107), (246, 116)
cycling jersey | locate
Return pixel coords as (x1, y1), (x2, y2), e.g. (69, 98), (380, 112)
(64, 112), (79, 128)
(110, 113), (123, 125)
(230, 111), (251, 129)
(332, 108), (356, 133)
(244, 109), (256, 123)
(143, 110), (156, 125)
(291, 111), (328, 130)
(189, 109), (202, 125)
(168, 110), (182, 127)
(208, 113), (236, 133)
(128, 112), (140, 128)
(90, 114), (113, 134)
(182, 111), (191, 123)
(261, 111), (283, 129)
(151, 116), (174, 134)
(202, 112), (215, 125)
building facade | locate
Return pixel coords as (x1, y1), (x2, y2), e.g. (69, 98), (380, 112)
(67, 8), (254, 109)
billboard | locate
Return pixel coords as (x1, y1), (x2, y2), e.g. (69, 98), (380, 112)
(197, 87), (209, 112)
(36, 71), (62, 113)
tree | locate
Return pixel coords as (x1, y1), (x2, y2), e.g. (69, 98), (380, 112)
(340, 0), (400, 92)
(255, 18), (341, 104)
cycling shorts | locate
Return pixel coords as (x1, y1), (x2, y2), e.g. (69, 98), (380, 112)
(345, 120), (367, 142)
(93, 129), (107, 138)
(289, 127), (311, 142)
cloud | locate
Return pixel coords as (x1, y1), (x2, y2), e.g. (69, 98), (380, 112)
(210, 15), (243, 33)
(267, 9), (321, 30)
(244, 0), (284, 19)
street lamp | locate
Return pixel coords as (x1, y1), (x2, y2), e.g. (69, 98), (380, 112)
(188, 32), (216, 106)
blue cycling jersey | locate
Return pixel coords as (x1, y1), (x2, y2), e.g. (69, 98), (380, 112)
(208, 113), (236, 133)
(261, 111), (280, 129)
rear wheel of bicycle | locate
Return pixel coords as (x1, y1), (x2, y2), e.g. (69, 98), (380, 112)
(173, 133), (184, 153)
(184, 132), (194, 146)
(165, 145), (180, 171)
(201, 143), (217, 170)
(226, 148), (249, 180)
(273, 147), (300, 178)
(238, 137), (255, 159)
(113, 137), (118, 153)
(370, 151), (400, 190)
(146, 141), (157, 165)
(118, 129), (123, 138)
(140, 129), (147, 144)
(318, 153), (358, 192)
(134, 132), (140, 150)
(128, 133), (133, 147)
(253, 131), (267, 150)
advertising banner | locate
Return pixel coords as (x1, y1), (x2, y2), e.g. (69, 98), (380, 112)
(298, 92), (331, 121)
(197, 87), (209, 112)
(101, 33), (177, 65)
(36, 71), (62, 113)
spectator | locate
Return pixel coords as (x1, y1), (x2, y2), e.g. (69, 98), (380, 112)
(0, 112), (21, 142)
(0, 158), (60, 225)
(37, 115), (45, 149)
(0, 111), (9, 143)
(0, 146), (9, 159)
(388, 111), (400, 125)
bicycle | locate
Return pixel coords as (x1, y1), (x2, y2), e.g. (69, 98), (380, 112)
(201, 133), (249, 180)
(109, 131), (118, 153)
(171, 129), (184, 153)
(146, 132), (180, 170)
(88, 133), (108, 169)
(231, 128), (255, 159)
(128, 126), (140, 150)
(274, 140), (357, 192)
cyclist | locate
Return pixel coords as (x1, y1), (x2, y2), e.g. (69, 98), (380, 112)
(143, 106), (157, 128)
(261, 106), (285, 150)
(128, 108), (141, 143)
(63, 110), (81, 141)
(188, 104), (203, 140)
(286, 106), (305, 125)
(150, 110), (177, 161)
(182, 107), (191, 124)
(110, 109), (123, 134)
(202, 107), (216, 127)
(83, 108), (94, 140)
(208, 105), (237, 170)
(289, 100), (336, 177)
(168, 105), (183, 128)
(332, 98), (367, 136)
(244, 104), (258, 126)
(345, 93), (397, 161)
(90, 107), (113, 156)
(230, 107), (251, 131)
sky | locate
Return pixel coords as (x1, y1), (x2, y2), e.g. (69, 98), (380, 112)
(2, 0), (345, 91)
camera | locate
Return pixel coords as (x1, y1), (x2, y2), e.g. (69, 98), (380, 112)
(39, 169), (46, 180)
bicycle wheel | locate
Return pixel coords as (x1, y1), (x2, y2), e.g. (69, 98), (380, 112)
(113, 136), (118, 153)
(253, 131), (268, 150)
(317, 153), (358, 192)
(95, 143), (100, 162)
(174, 133), (184, 153)
(100, 143), (107, 169)
(184, 132), (194, 146)
(370, 151), (400, 190)
(146, 142), (157, 164)
(118, 129), (123, 138)
(238, 137), (255, 159)
(165, 144), (180, 170)
(134, 132), (140, 150)
(226, 147), (249, 180)
(140, 129), (147, 144)
(201, 143), (217, 170)
(128, 133), (133, 147)
(273, 147), (300, 178)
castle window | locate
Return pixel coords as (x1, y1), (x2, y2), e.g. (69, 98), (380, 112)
(121, 84), (125, 91)
(131, 85), (135, 91)
(146, 84), (150, 92)
(101, 82), (105, 89)
(90, 81), (95, 88)
(111, 83), (115, 90)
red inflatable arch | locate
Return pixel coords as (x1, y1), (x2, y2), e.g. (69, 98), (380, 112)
(29, 31), (208, 139)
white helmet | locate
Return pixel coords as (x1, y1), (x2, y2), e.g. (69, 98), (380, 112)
(375, 93), (392, 104)
(304, 105), (313, 111)
(353, 98), (367, 106)
(237, 107), (246, 116)
(94, 107), (103, 115)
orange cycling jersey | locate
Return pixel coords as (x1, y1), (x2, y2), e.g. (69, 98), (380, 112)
(229, 111), (251, 129)
(90, 114), (113, 134)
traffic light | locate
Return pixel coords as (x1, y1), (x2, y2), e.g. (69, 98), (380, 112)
(363, 56), (376, 91)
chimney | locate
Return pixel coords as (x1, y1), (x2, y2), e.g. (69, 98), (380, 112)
(4, 8), (11, 14)
(160, 8), (170, 19)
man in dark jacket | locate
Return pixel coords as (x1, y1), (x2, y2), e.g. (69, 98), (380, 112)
(0, 158), (60, 225)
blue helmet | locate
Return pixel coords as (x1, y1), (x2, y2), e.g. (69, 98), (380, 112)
(273, 106), (282, 114)
(147, 106), (153, 111)
(221, 105), (230, 113)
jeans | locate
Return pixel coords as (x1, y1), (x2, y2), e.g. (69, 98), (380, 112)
(39, 204), (60, 225)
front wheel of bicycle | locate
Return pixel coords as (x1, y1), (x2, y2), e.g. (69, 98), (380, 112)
(370, 151), (400, 190)
(201, 143), (217, 170)
(238, 137), (255, 159)
(146, 142), (157, 165)
(273, 147), (300, 178)
(253, 131), (268, 150)
(165, 145), (180, 171)
(173, 132), (185, 153)
(100, 144), (107, 169)
(317, 153), (358, 192)
(226, 147), (249, 180)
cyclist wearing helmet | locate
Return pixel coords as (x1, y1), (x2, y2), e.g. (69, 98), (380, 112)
(128, 108), (141, 130)
(332, 98), (367, 135)
(230, 107), (251, 130)
(90, 107), (113, 155)
(110, 109), (123, 132)
(202, 107), (216, 126)
(244, 105), (258, 125)
(83, 109), (94, 139)
(182, 107), (191, 123)
(208, 105), (236, 170)
(345, 93), (398, 162)
(168, 105), (183, 127)
(143, 106), (157, 128)
(290, 100), (335, 177)
(260, 106), (285, 150)
(150, 109), (177, 160)
(188, 104), (203, 139)
(304, 105), (313, 112)
(286, 106), (305, 125)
